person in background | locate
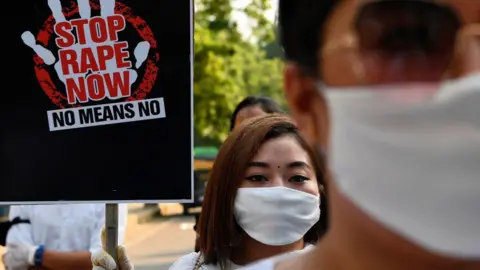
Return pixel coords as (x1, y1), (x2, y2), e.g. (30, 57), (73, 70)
(230, 96), (283, 131)
(192, 95), (284, 252)
(3, 204), (128, 270)
(92, 114), (328, 270)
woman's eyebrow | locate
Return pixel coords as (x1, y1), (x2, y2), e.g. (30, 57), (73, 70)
(246, 161), (310, 169)
(247, 161), (269, 168)
(286, 161), (310, 169)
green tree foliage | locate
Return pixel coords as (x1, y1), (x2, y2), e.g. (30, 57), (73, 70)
(194, 0), (284, 144)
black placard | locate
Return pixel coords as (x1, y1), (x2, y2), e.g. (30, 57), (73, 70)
(0, 0), (193, 203)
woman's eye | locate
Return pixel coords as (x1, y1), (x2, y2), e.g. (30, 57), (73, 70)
(289, 175), (310, 183)
(245, 175), (268, 182)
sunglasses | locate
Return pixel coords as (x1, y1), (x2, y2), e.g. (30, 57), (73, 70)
(355, 0), (461, 56)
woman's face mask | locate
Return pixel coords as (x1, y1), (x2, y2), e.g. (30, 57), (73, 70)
(234, 186), (320, 246)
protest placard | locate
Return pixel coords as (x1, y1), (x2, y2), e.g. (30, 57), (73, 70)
(0, 0), (193, 203)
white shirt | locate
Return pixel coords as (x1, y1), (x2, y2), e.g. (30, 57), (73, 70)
(6, 204), (128, 253)
(169, 252), (240, 270)
(170, 245), (314, 270)
(241, 245), (315, 270)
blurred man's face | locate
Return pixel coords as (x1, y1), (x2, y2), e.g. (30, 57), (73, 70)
(283, 0), (480, 259)
(285, 0), (480, 148)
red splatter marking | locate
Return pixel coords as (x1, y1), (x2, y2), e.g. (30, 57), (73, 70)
(33, 0), (160, 108)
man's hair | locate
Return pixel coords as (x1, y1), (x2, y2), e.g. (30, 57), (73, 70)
(278, 0), (341, 76)
(230, 96), (283, 131)
(199, 114), (328, 269)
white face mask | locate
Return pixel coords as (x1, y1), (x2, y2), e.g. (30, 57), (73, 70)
(323, 72), (480, 258)
(234, 186), (320, 246)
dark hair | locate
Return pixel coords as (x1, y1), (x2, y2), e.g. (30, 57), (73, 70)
(230, 96), (283, 131)
(199, 114), (328, 269)
(278, 0), (341, 76)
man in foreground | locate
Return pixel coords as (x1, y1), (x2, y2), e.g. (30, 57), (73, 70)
(260, 0), (480, 269)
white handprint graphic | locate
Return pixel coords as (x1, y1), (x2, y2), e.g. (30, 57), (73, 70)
(22, 0), (150, 105)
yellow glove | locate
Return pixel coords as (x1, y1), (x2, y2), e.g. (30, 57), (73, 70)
(92, 226), (134, 270)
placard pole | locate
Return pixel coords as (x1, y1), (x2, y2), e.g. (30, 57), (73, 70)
(105, 203), (119, 263)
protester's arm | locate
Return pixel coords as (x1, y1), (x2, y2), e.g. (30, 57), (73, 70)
(41, 250), (92, 270)
(37, 205), (112, 270)
(6, 206), (95, 270)
(6, 241), (93, 270)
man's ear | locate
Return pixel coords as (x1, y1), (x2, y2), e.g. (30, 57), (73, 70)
(284, 63), (329, 147)
(449, 24), (480, 78)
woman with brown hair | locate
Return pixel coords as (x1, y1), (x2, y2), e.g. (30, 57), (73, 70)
(192, 95), (284, 252)
(92, 114), (327, 270)
(171, 114), (326, 269)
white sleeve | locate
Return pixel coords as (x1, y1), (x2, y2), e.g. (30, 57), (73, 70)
(169, 252), (199, 270)
(117, 204), (128, 245)
(6, 206), (35, 246)
(89, 205), (106, 253)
